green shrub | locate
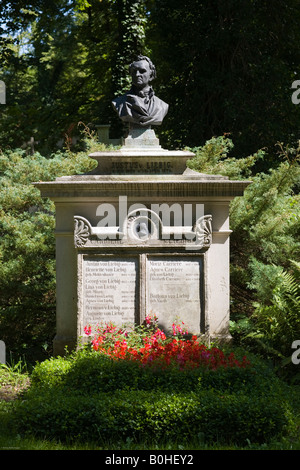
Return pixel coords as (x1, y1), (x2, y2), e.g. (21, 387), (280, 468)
(0, 144), (98, 360)
(240, 260), (300, 377)
(252, 261), (300, 350)
(29, 348), (280, 396)
(186, 135), (263, 179)
(30, 356), (73, 387)
(187, 137), (300, 372)
(14, 387), (290, 446)
(13, 349), (292, 446)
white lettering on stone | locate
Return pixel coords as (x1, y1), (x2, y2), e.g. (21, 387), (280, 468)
(83, 257), (137, 326)
(146, 256), (202, 334)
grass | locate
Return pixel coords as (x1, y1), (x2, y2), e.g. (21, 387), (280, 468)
(1, 359), (300, 450)
(0, 361), (30, 402)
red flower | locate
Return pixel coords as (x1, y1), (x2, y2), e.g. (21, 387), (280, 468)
(84, 325), (92, 336)
(84, 320), (250, 370)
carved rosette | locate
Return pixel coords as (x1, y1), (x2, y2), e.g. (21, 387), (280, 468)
(194, 215), (212, 248)
(74, 217), (91, 247)
(125, 209), (161, 243)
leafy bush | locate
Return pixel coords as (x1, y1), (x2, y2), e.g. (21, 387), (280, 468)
(31, 318), (259, 396)
(0, 142), (99, 360)
(30, 347), (273, 396)
(14, 386), (290, 445)
(241, 260), (300, 373)
(188, 137), (300, 374)
(229, 155), (300, 369)
(187, 135), (263, 179)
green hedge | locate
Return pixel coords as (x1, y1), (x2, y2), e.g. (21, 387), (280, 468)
(14, 388), (289, 445)
(30, 349), (281, 395)
(12, 350), (293, 446)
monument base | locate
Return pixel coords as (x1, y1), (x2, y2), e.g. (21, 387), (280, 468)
(122, 127), (162, 149)
(88, 127), (194, 175)
(53, 335), (77, 357)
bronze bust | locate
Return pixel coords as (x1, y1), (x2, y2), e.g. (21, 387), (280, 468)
(112, 55), (169, 127)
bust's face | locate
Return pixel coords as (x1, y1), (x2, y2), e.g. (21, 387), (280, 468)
(130, 60), (152, 90)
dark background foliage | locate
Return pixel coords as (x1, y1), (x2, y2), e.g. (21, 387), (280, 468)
(1, 0), (300, 164)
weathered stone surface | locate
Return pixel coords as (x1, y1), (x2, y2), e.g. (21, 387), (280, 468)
(87, 149), (194, 175)
(146, 256), (203, 335)
(122, 127), (161, 148)
(85, 127), (194, 175)
(36, 173), (250, 198)
(79, 256), (138, 331)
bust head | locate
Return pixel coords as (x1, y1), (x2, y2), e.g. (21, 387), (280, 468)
(129, 55), (156, 91)
(112, 55), (168, 127)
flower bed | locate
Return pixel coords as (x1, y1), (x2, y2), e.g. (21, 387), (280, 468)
(13, 316), (292, 446)
(83, 315), (250, 370)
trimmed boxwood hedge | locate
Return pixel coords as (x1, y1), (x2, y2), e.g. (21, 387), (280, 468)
(29, 349), (281, 394)
(13, 350), (293, 446)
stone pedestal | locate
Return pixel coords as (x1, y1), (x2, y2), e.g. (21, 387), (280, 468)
(34, 128), (250, 356)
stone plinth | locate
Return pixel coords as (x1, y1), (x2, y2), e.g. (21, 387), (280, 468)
(88, 127), (194, 175)
(88, 149), (195, 175)
(34, 129), (250, 355)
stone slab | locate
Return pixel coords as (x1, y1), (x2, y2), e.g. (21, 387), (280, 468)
(80, 255), (138, 332)
(146, 256), (203, 335)
(34, 175), (251, 199)
(122, 127), (161, 148)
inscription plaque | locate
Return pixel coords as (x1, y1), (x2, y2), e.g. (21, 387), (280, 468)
(146, 256), (202, 334)
(82, 256), (138, 327)
(111, 160), (172, 174)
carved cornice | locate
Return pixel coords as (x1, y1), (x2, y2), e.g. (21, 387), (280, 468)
(74, 212), (213, 251)
(35, 176), (251, 200)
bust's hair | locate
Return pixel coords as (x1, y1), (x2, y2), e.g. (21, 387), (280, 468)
(129, 55), (156, 80)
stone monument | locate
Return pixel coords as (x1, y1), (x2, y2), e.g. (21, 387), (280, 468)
(34, 55), (250, 356)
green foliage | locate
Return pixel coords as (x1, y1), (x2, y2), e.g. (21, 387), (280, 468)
(187, 135), (263, 179)
(188, 136), (300, 374)
(30, 347), (274, 395)
(0, 361), (29, 389)
(230, 166), (300, 266)
(29, 356), (73, 387)
(148, 0), (300, 162)
(2, 1), (300, 159)
(229, 147), (299, 338)
(109, 0), (148, 137)
(0, 0), (149, 151)
(14, 348), (292, 446)
(14, 388), (290, 445)
(0, 145), (96, 360)
(247, 260), (300, 360)
(111, 0), (147, 96)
